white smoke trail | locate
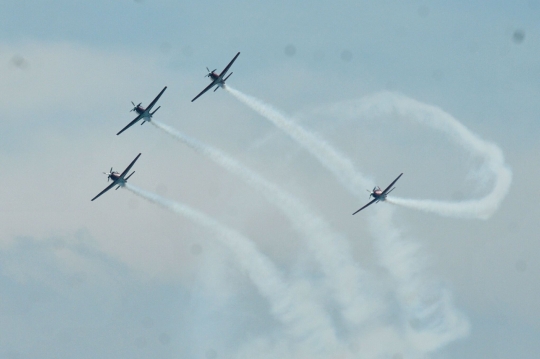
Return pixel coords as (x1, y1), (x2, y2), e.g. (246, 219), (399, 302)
(228, 88), (511, 220)
(353, 92), (512, 220)
(124, 183), (340, 354)
(151, 119), (379, 327)
(226, 86), (372, 195)
(227, 87), (474, 352)
(370, 205), (470, 352)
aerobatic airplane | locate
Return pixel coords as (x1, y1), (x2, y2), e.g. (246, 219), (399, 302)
(191, 52), (240, 102)
(91, 153), (141, 201)
(352, 173), (403, 214)
(117, 87), (167, 135)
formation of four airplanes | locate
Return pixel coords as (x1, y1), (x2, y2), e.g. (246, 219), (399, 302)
(91, 52), (403, 214)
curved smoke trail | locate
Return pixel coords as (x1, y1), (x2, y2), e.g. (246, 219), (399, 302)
(226, 87), (478, 352)
(151, 119), (379, 327)
(331, 92), (512, 220)
(125, 183), (340, 354)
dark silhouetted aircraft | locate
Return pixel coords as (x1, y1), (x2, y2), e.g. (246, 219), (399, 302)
(352, 173), (403, 214)
(191, 52), (240, 102)
(91, 153), (141, 201)
(117, 87), (167, 135)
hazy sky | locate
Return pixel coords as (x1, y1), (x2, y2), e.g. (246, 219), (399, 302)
(1, 1), (538, 358)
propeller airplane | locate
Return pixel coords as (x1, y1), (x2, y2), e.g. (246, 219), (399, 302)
(191, 52), (240, 102)
(91, 153), (141, 201)
(352, 173), (403, 214)
(117, 86), (167, 135)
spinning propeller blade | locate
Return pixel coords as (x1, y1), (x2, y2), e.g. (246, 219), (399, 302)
(205, 67), (217, 77)
(130, 102), (142, 112)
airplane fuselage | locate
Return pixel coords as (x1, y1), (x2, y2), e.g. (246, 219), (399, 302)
(108, 173), (127, 188)
(209, 72), (226, 87)
(106, 172), (126, 187)
(370, 188), (386, 201)
(134, 106), (152, 122)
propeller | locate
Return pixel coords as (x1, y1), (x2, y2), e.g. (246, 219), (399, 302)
(366, 189), (372, 199)
(130, 101), (142, 112)
(205, 67), (217, 77)
(103, 167), (114, 182)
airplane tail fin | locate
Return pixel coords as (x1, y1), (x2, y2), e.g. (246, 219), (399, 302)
(125, 171), (135, 181)
(151, 106), (161, 115)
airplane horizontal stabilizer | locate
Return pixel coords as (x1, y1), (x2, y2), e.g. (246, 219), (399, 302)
(151, 106), (161, 115)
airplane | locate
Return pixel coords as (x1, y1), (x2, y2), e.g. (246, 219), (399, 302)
(91, 153), (141, 201)
(117, 86), (167, 135)
(352, 173), (403, 215)
(191, 52), (240, 102)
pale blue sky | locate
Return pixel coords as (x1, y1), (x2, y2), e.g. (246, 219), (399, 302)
(0, 1), (538, 358)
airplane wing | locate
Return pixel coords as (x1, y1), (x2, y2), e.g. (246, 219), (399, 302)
(218, 52), (240, 78)
(381, 173), (403, 195)
(191, 80), (218, 102)
(352, 198), (377, 215)
(91, 181), (118, 201)
(145, 86), (167, 112)
(117, 113), (144, 136)
(119, 153), (142, 179)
